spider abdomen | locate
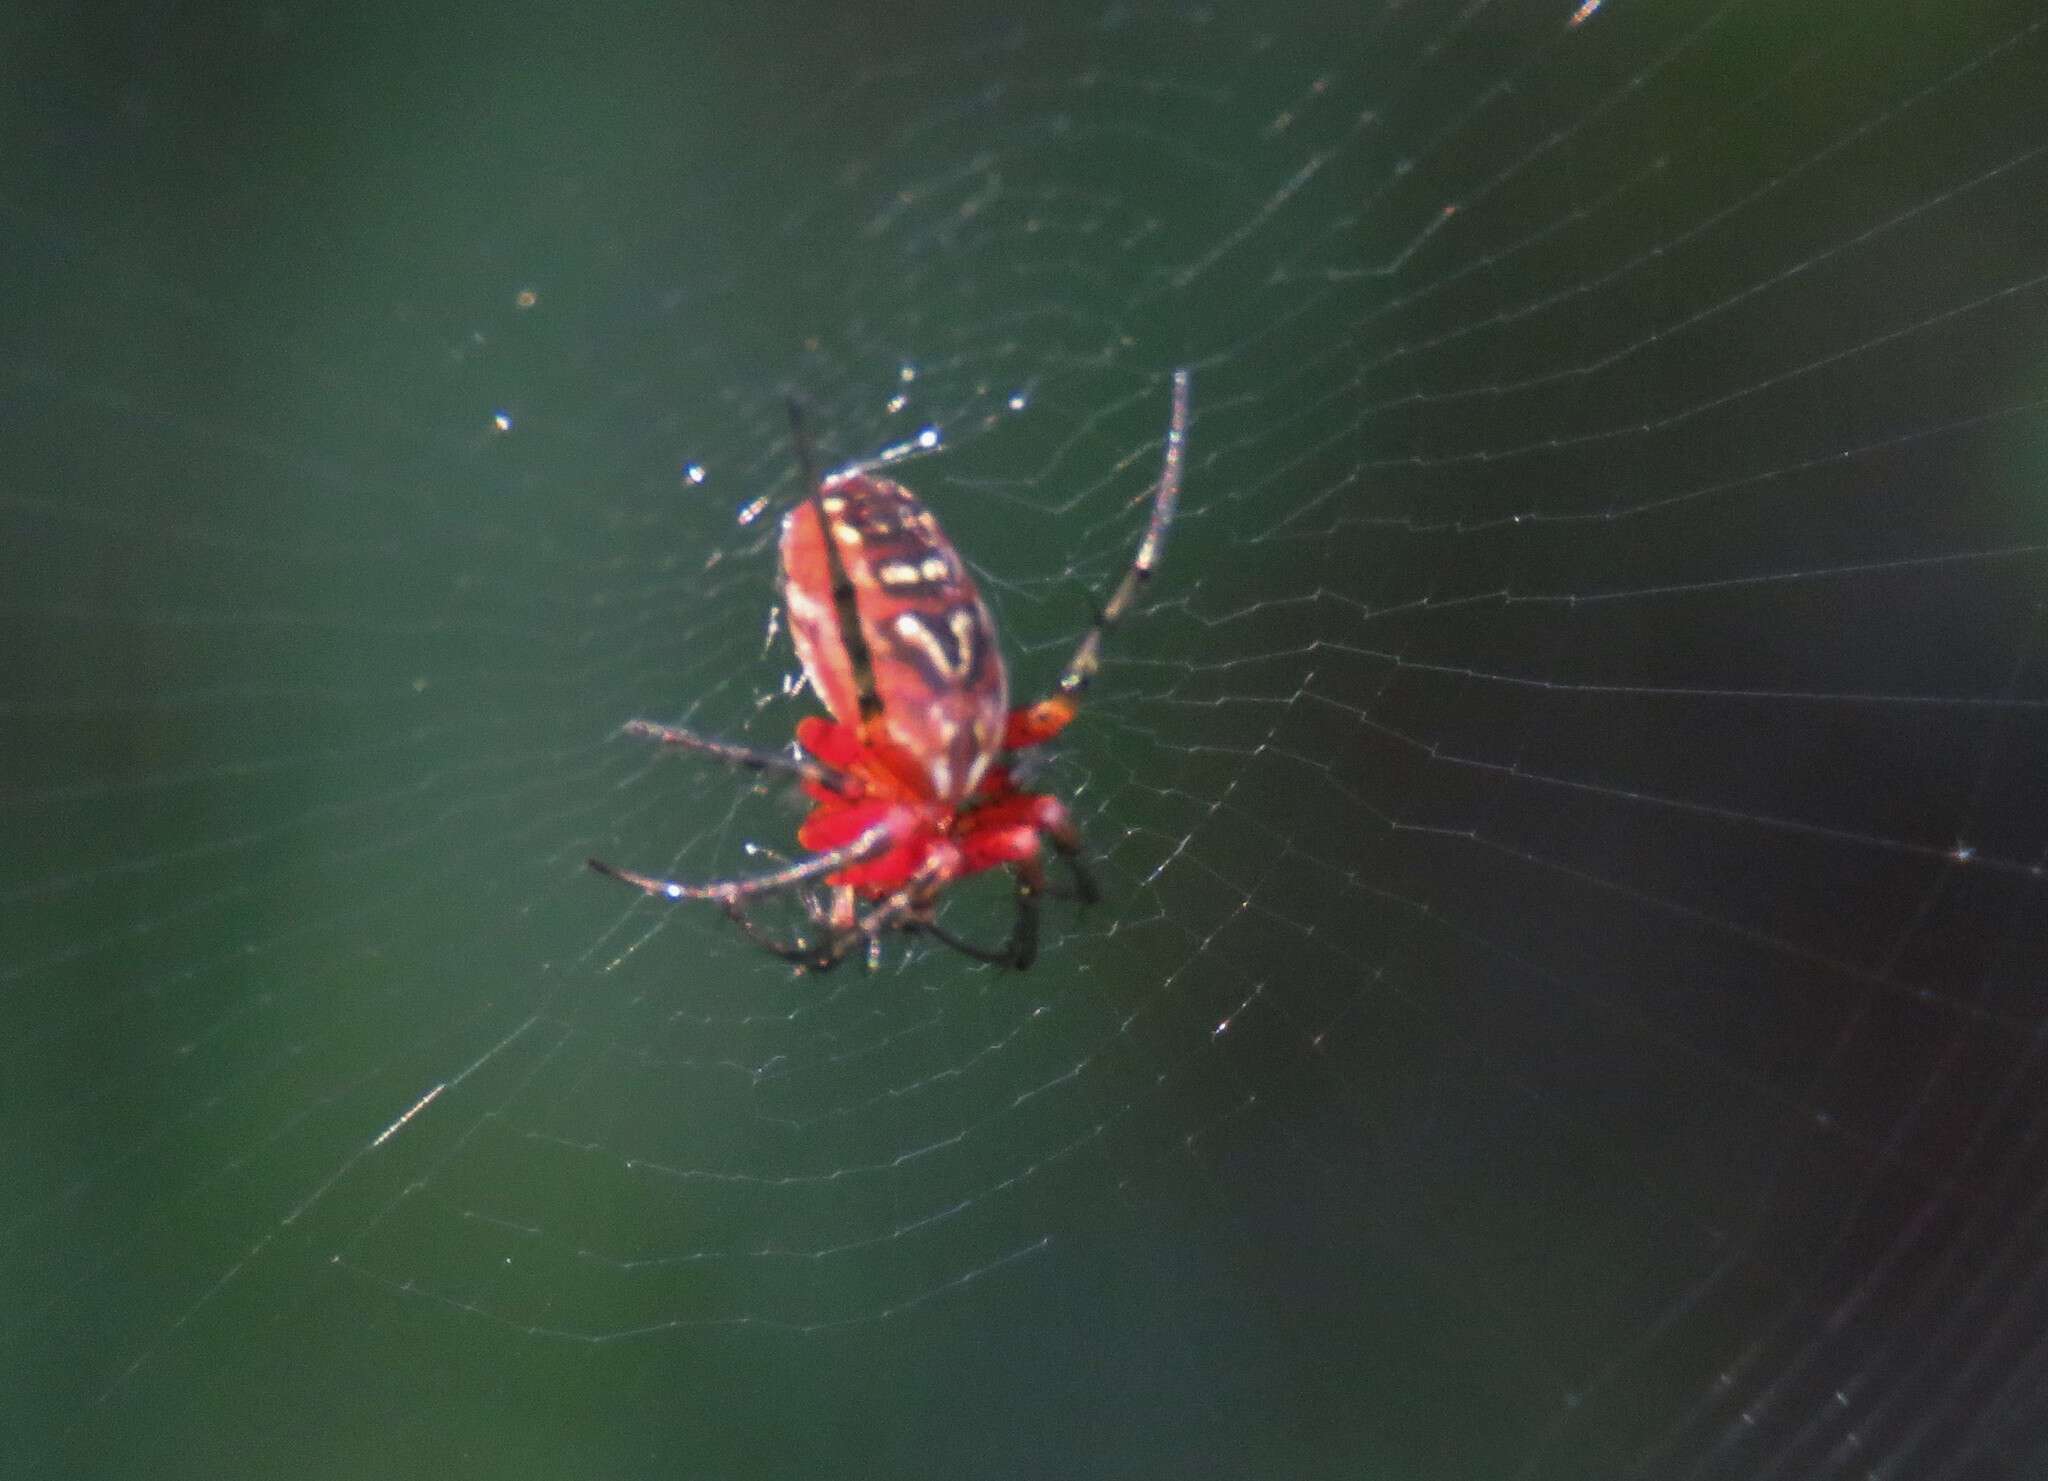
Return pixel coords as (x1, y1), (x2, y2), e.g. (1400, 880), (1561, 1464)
(781, 473), (1008, 804)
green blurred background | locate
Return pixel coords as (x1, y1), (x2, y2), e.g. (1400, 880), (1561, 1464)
(7, 2), (2047, 1477)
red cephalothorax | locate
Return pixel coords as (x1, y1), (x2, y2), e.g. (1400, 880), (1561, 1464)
(589, 368), (1190, 972)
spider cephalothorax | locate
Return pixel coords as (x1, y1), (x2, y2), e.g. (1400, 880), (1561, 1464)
(589, 368), (1190, 971)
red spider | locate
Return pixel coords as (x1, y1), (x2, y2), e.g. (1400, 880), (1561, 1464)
(589, 368), (1190, 971)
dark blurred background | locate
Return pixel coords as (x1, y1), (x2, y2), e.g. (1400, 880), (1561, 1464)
(6, 2), (2046, 1477)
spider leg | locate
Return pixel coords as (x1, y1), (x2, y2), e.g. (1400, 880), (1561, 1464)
(736, 845), (833, 926)
(918, 919), (1020, 965)
(619, 718), (841, 788)
(1006, 368), (1190, 750)
(1044, 817), (1100, 907)
(717, 899), (874, 973)
(587, 822), (895, 903)
(721, 864), (944, 975)
(718, 899), (843, 967)
(918, 857), (1046, 970)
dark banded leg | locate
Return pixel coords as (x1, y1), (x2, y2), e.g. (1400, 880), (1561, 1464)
(1008, 368), (1190, 748)
(1044, 818), (1099, 907)
(719, 845), (839, 927)
(719, 900), (870, 973)
(587, 822), (895, 904)
(919, 857), (1045, 970)
(620, 719), (841, 788)
(722, 857), (948, 974)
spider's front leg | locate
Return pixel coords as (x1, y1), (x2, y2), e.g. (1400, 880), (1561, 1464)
(1002, 366), (1190, 754)
(619, 718), (844, 788)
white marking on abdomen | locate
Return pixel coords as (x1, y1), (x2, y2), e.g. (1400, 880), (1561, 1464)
(891, 607), (980, 683)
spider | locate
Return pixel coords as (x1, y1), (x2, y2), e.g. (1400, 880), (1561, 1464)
(589, 368), (1191, 972)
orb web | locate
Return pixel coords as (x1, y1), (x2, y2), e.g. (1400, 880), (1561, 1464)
(7, 2), (2047, 1476)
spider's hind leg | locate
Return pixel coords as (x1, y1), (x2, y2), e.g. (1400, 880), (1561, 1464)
(1045, 820), (1099, 907)
(719, 900), (861, 974)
